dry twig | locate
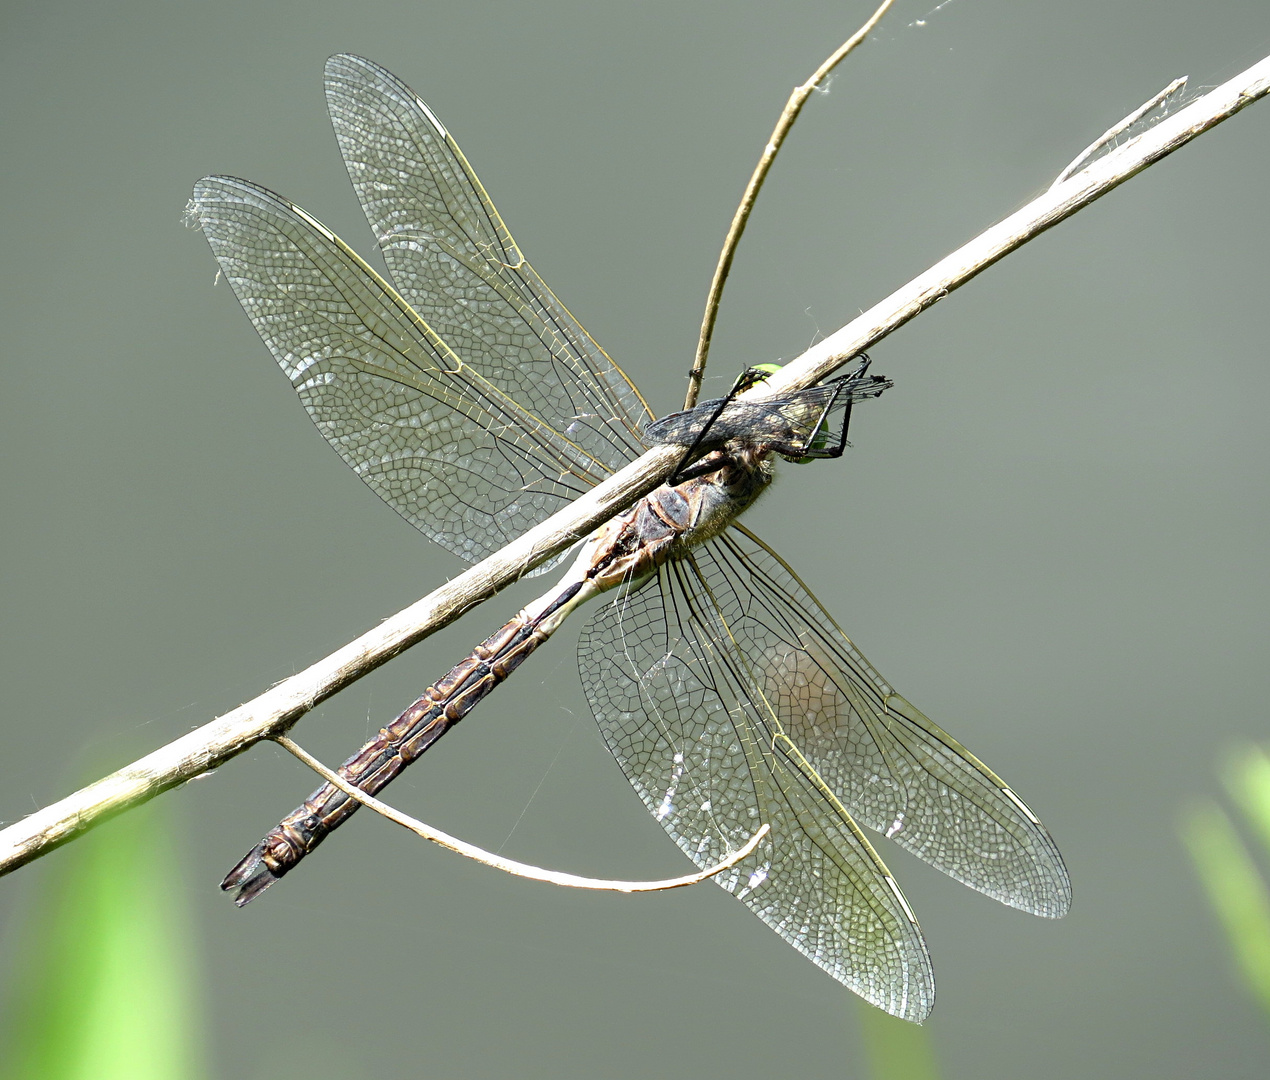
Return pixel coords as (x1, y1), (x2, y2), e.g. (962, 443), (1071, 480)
(1052, 75), (1189, 187)
(275, 736), (769, 892)
(685, 0), (896, 409)
(1, 50), (1266, 879)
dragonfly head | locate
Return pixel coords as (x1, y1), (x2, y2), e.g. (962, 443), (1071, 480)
(765, 356), (893, 464)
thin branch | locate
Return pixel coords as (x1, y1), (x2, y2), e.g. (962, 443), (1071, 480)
(684, 0), (896, 410)
(1, 50), (1266, 879)
(275, 736), (769, 892)
(754, 52), (1270, 400)
(1052, 76), (1188, 187)
(0, 440), (678, 876)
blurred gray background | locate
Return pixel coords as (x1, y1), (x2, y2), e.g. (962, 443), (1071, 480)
(2, 0), (1268, 1076)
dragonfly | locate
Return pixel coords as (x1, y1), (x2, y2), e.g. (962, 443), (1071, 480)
(188, 53), (1069, 1022)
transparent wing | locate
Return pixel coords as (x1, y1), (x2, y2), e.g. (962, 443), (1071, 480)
(712, 525), (1071, 917)
(189, 176), (632, 567)
(579, 548), (935, 1021)
(324, 53), (651, 476)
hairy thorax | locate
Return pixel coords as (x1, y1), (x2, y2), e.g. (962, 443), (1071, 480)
(579, 442), (774, 598)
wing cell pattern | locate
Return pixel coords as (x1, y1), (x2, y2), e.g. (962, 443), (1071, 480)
(191, 177), (603, 564)
(719, 526), (1071, 918)
(579, 541), (934, 1021)
(579, 527), (1070, 1018)
(189, 54), (650, 568)
(324, 53), (650, 478)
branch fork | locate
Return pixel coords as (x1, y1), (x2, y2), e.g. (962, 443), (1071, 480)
(1, 35), (1267, 882)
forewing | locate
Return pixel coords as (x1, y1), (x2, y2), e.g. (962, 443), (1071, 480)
(716, 525), (1071, 917)
(324, 53), (651, 474)
(578, 551), (934, 1021)
(189, 176), (618, 567)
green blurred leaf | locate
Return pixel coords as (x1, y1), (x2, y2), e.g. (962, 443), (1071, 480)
(1224, 744), (1270, 857)
(1, 803), (206, 1080)
(856, 997), (940, 1080)
(1180, 793), (1270, 1018)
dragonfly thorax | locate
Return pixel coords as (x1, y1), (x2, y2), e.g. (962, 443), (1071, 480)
(573, 446), (772, 597)
(674, 444), (774, 544)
